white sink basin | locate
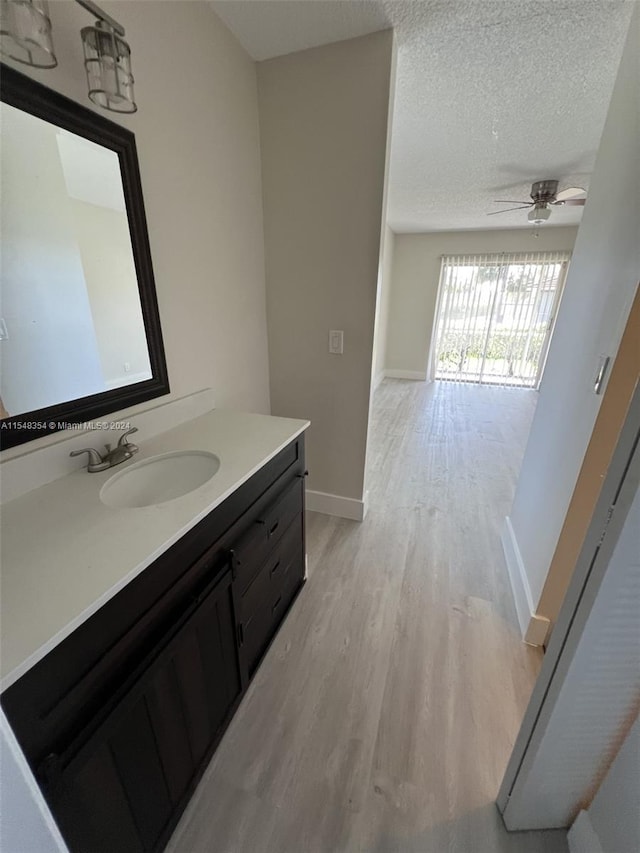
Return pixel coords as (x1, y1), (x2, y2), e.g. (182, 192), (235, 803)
(100, 451), (220, 508)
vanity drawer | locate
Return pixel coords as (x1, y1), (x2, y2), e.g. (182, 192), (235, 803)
(233, 476), (304, 594)
(240, 514), (302, 622)
(241, 517), (304, 677)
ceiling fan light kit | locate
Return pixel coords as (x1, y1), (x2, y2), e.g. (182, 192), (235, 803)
(489, 179), (587, 225)
(528, 203), (551, 224)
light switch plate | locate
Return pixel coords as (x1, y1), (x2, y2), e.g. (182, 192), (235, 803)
(329, 330), (344, 354)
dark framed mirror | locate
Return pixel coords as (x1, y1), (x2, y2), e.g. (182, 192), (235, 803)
(0, 63), (169, 450)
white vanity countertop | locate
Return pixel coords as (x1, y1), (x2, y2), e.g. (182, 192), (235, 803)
(0, 409), (309, 689)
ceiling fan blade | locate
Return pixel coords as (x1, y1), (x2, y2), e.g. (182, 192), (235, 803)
(556, 186), (586, 201)
(487, 206), (531, 215)
(493, 200), (531, 204)
(552, 198), (587, 206)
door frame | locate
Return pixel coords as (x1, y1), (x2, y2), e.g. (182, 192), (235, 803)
(497, 380), (640, 820)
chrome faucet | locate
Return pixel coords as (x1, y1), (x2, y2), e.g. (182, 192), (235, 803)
(70, 427), (139, 473)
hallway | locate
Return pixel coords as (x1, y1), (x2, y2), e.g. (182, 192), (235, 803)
(168, 380), (567, 852)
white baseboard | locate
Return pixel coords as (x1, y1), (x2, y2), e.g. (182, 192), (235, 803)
(306, 489), (367, 522)
(373, 371), (386, 391)
(501, 516), (549, 646)
(525, 612), (551, 646)
(568, 810), (604, 853)
(384, 369), (427, 381)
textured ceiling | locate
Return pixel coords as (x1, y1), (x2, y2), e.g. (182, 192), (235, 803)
(212, 0), (390, 59)
(211, 1), (634, 232)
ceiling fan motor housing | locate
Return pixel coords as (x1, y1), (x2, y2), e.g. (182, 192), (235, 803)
(531, 179), (559, 202)
(488, 180), (585, 218)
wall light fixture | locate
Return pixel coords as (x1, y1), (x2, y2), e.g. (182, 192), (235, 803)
(0, 0), (137, 113)
(0, 0), (57, 68)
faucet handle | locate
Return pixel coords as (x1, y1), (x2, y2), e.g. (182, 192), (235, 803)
(117, 426), (139, 448)
(70, 447), (109, 472)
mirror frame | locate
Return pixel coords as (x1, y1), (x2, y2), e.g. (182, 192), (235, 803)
(0, 63), (169, 451)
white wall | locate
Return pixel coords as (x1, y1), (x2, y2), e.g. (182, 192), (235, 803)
(584, 716), (640, 853)
(372, 226), (395, 386)
(0, 0), (270, 445)
(508, 10), (640, 611)
(384, 227), (578, 378)
(258, 31), (395, 506)
(0, 103), (106, 414)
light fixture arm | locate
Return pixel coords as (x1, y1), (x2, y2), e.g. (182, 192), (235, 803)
(74, 0), (125, 36)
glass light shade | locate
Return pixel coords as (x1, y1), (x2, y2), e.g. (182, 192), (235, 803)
(528, 204), (551, 224)
(81, 21), (136, 114)
(0, 0), (57, 68)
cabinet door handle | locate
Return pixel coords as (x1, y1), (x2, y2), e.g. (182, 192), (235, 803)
(271, 596), (282, 614)
(268, 520), (279, 538)
(236, 622), (244, 647)
(269, 560), (281, 578)
(296, 470), (309, 479)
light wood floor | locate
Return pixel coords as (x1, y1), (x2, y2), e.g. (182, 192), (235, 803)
(167, 380), (568, 853)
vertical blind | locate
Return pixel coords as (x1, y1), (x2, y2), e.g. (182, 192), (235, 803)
(431, 251), (571, 389)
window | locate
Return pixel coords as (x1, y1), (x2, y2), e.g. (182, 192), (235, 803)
(432, 251), (571, 388)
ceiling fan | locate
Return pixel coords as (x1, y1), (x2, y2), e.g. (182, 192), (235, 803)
(488, 179), (587, 224)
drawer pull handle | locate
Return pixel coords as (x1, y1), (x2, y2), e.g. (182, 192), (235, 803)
(272, 596), (282, 614)
(229, 548), (238, 580)
(270, 560), (281, 578)
(268, 521), (279, 538)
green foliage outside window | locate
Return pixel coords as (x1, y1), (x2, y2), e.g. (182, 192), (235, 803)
(437, 329), (546, 375)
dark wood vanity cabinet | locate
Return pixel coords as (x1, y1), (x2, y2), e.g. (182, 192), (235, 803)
(51, 569), (240, 853)
(1, 435), (306, 853)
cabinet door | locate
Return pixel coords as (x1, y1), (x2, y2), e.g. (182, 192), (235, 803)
(47, 569), (241, 853)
